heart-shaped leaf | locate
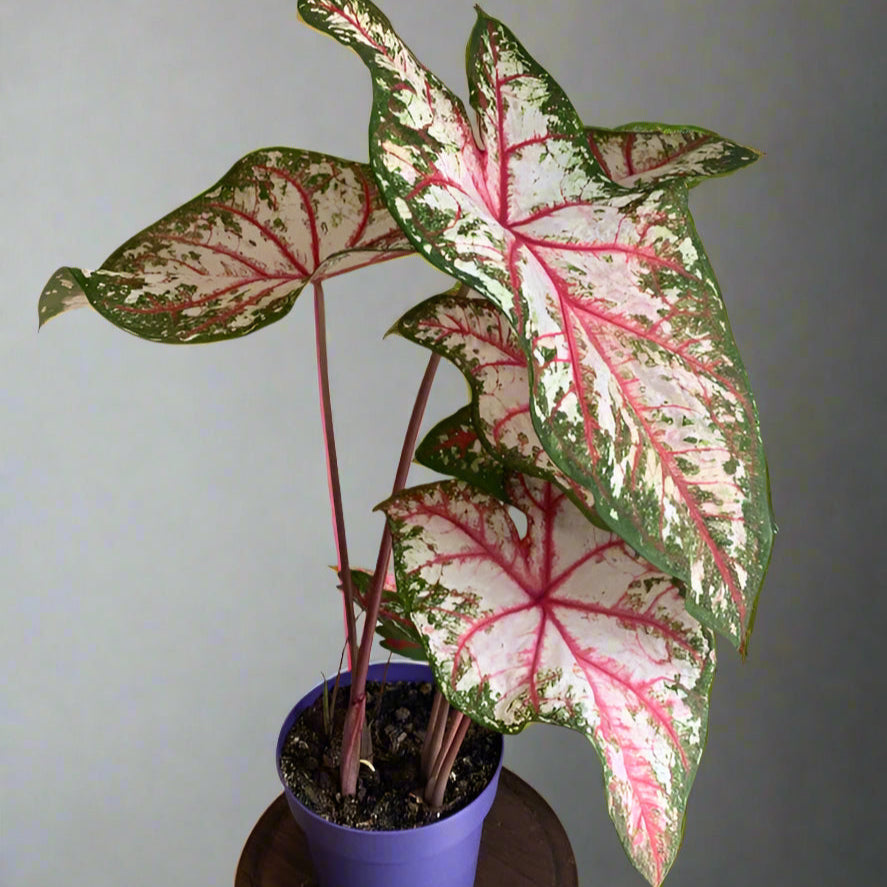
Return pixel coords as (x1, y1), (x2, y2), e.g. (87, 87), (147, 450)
(38, 148), (412, 342)
(299, 0), (773, 649)
(380, 473), (715, 886)
(347, 568), (425, 660)
(586, 123), (761, 188)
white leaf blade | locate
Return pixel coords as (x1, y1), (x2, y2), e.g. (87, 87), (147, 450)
(381, 474), (714, 885)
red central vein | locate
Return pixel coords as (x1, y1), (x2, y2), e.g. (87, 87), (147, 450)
(254, 168), (321, 269)
(188, 280), (288, 337)
(322, 3), (386, 53)
(547, 608), (689, 768)
(565, 293), (745, 618)
(623, 132), (637, 176)
(586, 133), (613, 180)
(420, 312), (521, 362)
(206, 202), (309, 277)
(159, 234), (273, 276)
(348, 174), (372, 246)
(107, 274), (295, 315)
(636, 135), (710, 176)
(409, 499), (537, 599)
(518, 232), (701, 281)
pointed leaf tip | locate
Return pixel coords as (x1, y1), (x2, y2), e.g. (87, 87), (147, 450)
(37, 267), (92, 329)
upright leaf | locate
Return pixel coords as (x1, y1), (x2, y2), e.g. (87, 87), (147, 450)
(38, 148), (412, 343)
(299, 0), (773, 649)
(380, 474), (715, 886)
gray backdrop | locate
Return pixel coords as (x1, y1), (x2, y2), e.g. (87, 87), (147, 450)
(3, 1), (884, 885)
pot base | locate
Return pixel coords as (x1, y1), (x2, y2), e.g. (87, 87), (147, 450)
(237, 770), (578, 887)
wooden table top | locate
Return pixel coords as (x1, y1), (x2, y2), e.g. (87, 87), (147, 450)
(236, 768), (578, 887)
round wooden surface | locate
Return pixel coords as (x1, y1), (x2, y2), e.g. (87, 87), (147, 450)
(235, 769), (578, 887)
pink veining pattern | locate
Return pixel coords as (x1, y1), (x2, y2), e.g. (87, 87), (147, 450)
(398, 288), (597, 516)
(299, 0), (772, 650)
(586, 127), (759, 188)
(381, 473), (714, 886)
(86, 149), (412, 343)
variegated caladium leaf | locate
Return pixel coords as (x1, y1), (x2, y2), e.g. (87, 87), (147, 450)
(396, 287), (602, 526)
(379, 473), (715, 886)
(586, 123), (761, 189)
(413, 404), (508, 501)
(347, 568), (425, 660)
(38, 148), (412, 343)
(298, 0), (773, 649)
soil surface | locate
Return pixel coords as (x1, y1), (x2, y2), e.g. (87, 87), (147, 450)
(279, 678), (501, 830)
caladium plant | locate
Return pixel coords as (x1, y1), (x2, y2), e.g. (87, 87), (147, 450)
(38, 1), (773, 884)
(298, 0), (773, 652)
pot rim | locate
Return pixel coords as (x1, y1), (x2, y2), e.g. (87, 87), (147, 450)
(276, 661), (504, 838)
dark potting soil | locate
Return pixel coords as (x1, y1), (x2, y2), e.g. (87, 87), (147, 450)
(279, 678), (502, 830)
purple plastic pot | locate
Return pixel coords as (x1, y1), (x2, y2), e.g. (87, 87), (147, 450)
(276, 662), (503, 887)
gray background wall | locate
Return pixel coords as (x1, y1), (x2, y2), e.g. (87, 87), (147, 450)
(3, 1), (884, 884)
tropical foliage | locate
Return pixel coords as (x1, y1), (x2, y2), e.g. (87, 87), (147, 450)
(38, 2), (772, 882)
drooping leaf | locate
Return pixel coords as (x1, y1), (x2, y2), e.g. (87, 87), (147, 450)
(586, 123), (761, 188)
(37, 267), (90, 328)
(380, 474), (715, 886)
(38, 148), (412, 343)
(413, 403), (507, 501)
(299, 0), (773, 649)
(396, 287), (601, 525)
(346, 568), (425, 660)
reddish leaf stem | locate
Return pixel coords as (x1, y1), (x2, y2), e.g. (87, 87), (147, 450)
(421, 688), (449, 779)
(339, 351), (442, 795)
(425, 710), (471, 808)
(313, 280), (359, 671)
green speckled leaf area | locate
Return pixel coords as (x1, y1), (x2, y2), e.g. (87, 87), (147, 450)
(413, 404), (507, 501)
(299, 0), (773, 650)
(396, 287), (600, 523)
(347, 568), (425, 660)
(380, 474), (715, 886)
(586, 124), (761, 188)
(37, 267), (90, 327)
(38, 148), (412, 343)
